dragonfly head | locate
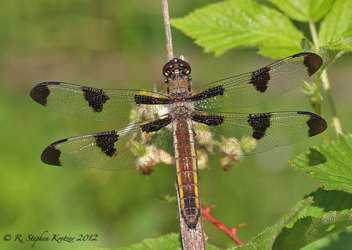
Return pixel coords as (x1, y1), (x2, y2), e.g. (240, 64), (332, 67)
(163, 58), (191, 83)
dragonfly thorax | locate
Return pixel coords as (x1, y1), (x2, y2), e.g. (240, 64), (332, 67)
(168, 78), (191, 96)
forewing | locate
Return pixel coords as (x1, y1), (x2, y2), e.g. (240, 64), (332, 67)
(192, 111), (327, 156)
(190, 52), (323, 110)
(30, 82), (170, 122)
(40, 118), (173, 170)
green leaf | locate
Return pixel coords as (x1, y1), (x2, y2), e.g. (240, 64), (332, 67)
(235, 197), (314, 250)
(171, 0), (303, 58)
(107, 233), (219, 250)
(319, 0), (352, 46)
(235, 188), (352, 249)
(317, 36), (352, 71)
(289, 188), (352, 224)
(319, 46), (345, 71)
(300, 229), (352, 249)
(290, 134), (352, 193)
(301, 38), (315, 52)
(103, 233), (219, 250)
(111, 233), (181, 250)
(269, 0), (333, 22)
(272, 188), (352, 250)
(326, 36), (352, 51)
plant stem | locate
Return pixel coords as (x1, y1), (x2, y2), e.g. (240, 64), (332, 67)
(162, 0), (174, 61)
(308, 20), (322, 116)
(321, 70), (343, 134)
(308, 20), (343, 136)
(202, 205), (245, 246)
(308, 20), (319, 51)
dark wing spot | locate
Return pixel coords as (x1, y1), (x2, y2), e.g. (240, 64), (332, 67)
(297, 111), (327, 137)
(248, 113), (271, 140)
(30, 82), (60, 106)
(134, 95), (171, 105)
(192, 114), (224, 126)
(249, 66), (271, 93)
(41, 138), (68, 166)
(303, 53), (323, 76)
(189, 85), (224, 102)
(94, 131), (119, 157)
(141, 115), (172, 133)
(82, 86), (110, 112)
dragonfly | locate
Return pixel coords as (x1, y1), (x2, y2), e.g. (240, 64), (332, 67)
(30, 52), (327, 229)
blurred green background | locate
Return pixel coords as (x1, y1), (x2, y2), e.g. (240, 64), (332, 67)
(0, 1), (351, 249)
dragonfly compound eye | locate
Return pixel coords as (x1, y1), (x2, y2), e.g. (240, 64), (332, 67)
(162, 58), (191, 78)
(178, 61), (191, 76)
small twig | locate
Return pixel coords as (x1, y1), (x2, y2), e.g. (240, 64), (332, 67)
(162, 0), (174, 60)
(202, 204), (245, 246)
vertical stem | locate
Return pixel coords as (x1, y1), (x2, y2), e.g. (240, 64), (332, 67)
(321, 70), (343, 134)
(162, 0), (174, 61)
(308, 20), (322, 116)
(308, 20), (319, 51)
(308, 20), (342, 136)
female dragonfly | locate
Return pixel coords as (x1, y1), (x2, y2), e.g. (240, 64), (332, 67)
(30, 52), (327, 228)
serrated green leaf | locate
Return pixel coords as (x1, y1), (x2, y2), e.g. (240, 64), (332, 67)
(318, 36), (352, 71)
(272, 188), (352, 250)
(106, 233), (219, 250)
(171, 0), (303, 58)
(327, 36), (352, 51)
(290, 134), (352, 193)
(319, 0), (352, 46)
(301, 229), (352, 250)
(274, 213), (352, 250)
(301, 38), (315, 52)
(319, 46), (345, 71)
(269, 0), (333, 22)
(235, 188), (352, 249)
(111, 233), (181, 250)
(234, 198), (314, 250)
(291, 188), (352, 224)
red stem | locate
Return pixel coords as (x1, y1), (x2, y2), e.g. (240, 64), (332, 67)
(201, 204), (245, 246)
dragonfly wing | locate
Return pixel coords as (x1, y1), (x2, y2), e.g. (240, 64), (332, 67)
(30, 82), (170, 122)
(41, 117), (174, 170)
(192, 111), (327, 156)
(190, 52), (322, 110)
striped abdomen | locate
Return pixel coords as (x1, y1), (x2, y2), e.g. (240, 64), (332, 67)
(173, 118), (200, 228)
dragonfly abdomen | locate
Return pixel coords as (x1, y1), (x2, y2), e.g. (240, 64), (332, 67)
(173, 118), (201, 228)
